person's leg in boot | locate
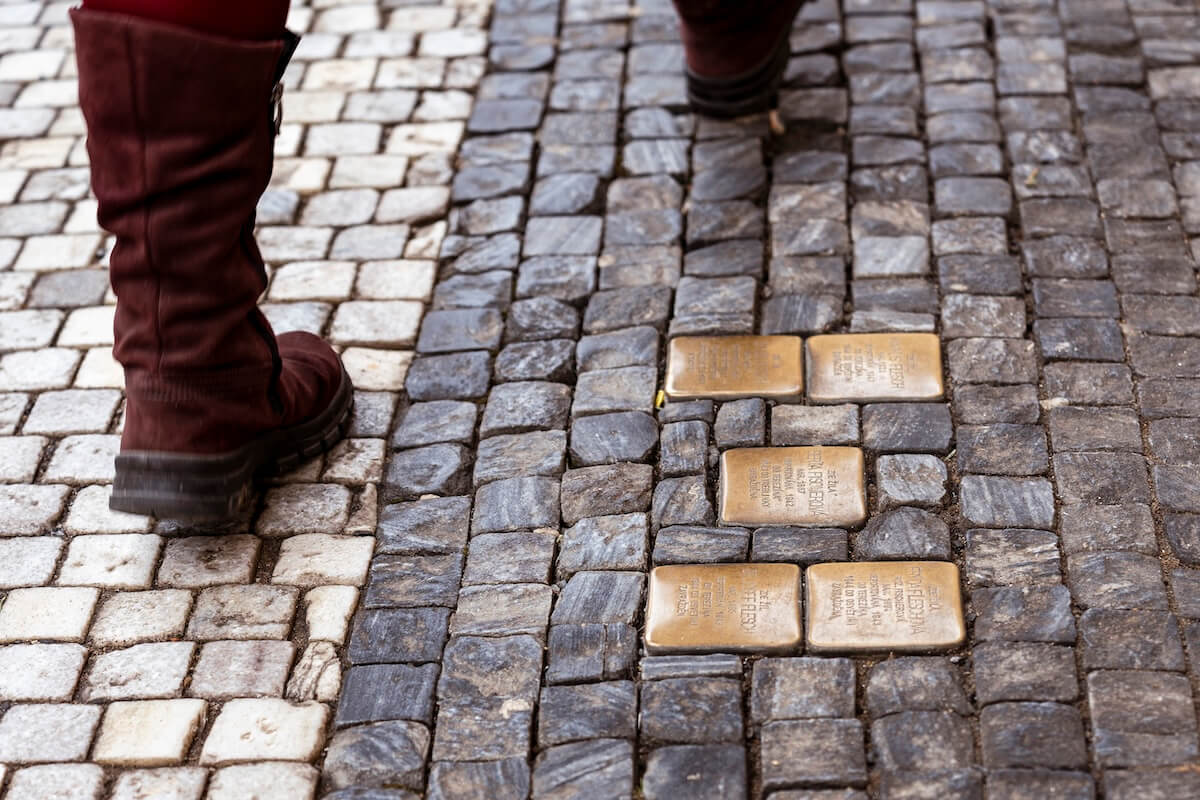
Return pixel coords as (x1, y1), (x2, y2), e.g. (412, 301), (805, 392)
(72, 1), (354, 520)
(671, 0), (809, 118)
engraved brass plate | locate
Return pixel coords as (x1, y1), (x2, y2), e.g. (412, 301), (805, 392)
(644, 563), (802, 654)
(806, 333), (944, 403)
(806, 561), (965, 653)
(719, 446), (867, 528)
(665, 335), (804, 401)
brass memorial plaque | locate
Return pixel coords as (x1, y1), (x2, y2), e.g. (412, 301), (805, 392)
(719, 446), (867, 528)
(806, 561), (965, 653)
(806, 333), (944, 403)
(665, 335), (804, 401)
(644, 563), (802, 654)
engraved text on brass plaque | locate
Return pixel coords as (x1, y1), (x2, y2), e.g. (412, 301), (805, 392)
(644, 563), (802, 654)
(806, 333), (944, 403)
(806, 561), (965, 653)
(719, 446), (867, 527)
(665, 335), (804, 401)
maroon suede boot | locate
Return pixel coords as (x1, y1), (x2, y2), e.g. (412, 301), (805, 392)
(673, 0), (809, 118)
(72, 8), (353, 520)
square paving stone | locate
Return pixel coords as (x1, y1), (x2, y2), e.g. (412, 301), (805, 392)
(449, 583), (553, 638)
(1035, 318), (1125, 362)
(576, 326), (659, 372)
(1066, 552), (1169, 610)
(531, 739), (634, 800)
(569, 411), (659, 466)
(642, 745), (746, 800)
(946, 338), (1038, 384)
(551, 571), (644, 625)
(876, 454), (947, 508)
(335, 664), (439, 728)
(1049, 407), (1141, 452)
(1053, 452), (1150, 506)
(377, 496), (470, 556)
(961, 475), (1055, 528)
(187, 641), (294, 700)
(98, 698), (209, 767)
(640, 677), (743, 744)
(383, 443), (471, 500)
(472, 476), (559, 533)
(760, 719), (867, 790)
(866, 657), (969, 716)
(0, 703), (101, 763)
(505, 297), (580, 342)
(862, 403), (953, 453)
(1104, 769), (1200, 800)
(660, 420), (709, 477)
(772, 404), (859, 446)
(433, 634), (542, 761)
(391, 401), (477, 449)
(560, 463), (653, 524)
(323, 720), (428, 793)
(348, 607), (450, 664)
(427, 759), (530, 800)
(1044, 363), (1133, 406)
(980, 702), (1088, 769)
(972, 585), (1076, 643)
(364, 555), (464, 609)
(545, 623), (638, 685)
(473, 430), (567, 485)
(751, 657), (855, 722)
(708, 396), (767, 448)
(538, 681), (636, 747)
(416, 309), (503, 354)
(973, 642), (1079, 705)
(957, 424), (1048, 475)
(1088, 670), (1200, 767)
(583, 287), (672, 333)
(965, 529), (1061, 588)
(463, 532), (555, 585)
(405, 351), (493, 401)
(853, 507), (950, 560)
(572, 366), (656, 416)
(1080, 609), (1185, 671)
(495, 339), (576, 383)
(558, 513), (648, 579)
(652, 474), (714, 531)
(872, 711), (974, 772)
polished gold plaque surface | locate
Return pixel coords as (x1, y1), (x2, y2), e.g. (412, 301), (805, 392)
(806, 561), (965, 653)
(806, 333), (944, 403)
(665, 335), (803, 401)
(644, 563), (802, 654)
(719, 446), (867, 527)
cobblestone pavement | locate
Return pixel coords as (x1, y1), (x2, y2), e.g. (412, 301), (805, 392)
(6, 0), (1200, 797)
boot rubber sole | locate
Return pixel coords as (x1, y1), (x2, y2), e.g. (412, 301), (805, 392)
(110, 369), (354, 521)
(685, 2), (806, 119)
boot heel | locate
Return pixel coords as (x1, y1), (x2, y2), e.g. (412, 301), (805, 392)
(111, 448), (261, 521)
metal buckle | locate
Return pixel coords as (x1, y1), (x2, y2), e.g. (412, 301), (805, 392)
(270, 82), (284, 135)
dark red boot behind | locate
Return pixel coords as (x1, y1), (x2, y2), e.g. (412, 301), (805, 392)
(673, 0), (809, 117)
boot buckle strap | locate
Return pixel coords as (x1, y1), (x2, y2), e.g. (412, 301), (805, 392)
(270, 82), (284, 137)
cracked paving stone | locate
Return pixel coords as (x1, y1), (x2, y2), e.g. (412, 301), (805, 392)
(1088, 670), (1199, 767)
(546, 623), (637, 685)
